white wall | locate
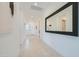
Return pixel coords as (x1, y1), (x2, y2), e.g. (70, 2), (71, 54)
(41, 2), (79, 57)
(0, 2), (24, 56)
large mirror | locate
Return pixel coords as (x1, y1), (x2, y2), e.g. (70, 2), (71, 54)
(45, 2), (78, 36)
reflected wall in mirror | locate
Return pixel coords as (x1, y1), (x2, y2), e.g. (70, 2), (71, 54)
(45, 2), (78, 36)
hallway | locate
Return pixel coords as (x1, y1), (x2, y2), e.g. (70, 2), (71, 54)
(18, 2), (66, 57)
(0, 2), (79, 57)
(19, 35), (61, 57)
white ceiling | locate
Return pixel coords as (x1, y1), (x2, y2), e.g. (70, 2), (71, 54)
(19, 2), (67, 21)
(20, 2), (67, 10)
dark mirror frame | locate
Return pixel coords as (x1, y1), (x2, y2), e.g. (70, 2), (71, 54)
(45, 2), (78, 36)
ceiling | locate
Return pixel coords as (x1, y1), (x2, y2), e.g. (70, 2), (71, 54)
(19, 2), (67, 21)
(20, 2), (67, 10)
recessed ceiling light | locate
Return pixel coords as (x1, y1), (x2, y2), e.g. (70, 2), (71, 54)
(34, 3), (38, 6)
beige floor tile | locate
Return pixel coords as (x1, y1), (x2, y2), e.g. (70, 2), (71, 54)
(19, 35), (62, 57)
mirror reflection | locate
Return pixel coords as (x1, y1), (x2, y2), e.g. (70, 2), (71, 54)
(47, 5), (73, 32)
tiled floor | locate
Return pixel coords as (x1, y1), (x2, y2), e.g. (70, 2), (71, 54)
(19, 35), (62, 57)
